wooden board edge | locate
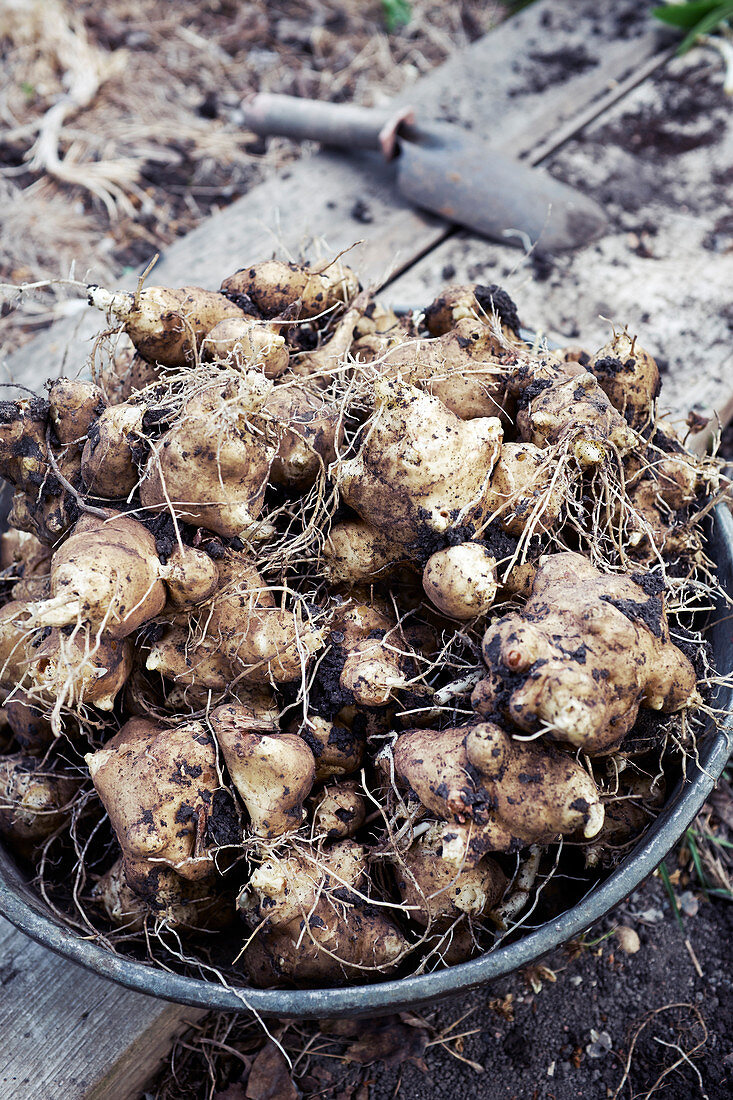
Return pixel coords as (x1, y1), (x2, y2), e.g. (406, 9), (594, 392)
(85, 1004), (207, 1100)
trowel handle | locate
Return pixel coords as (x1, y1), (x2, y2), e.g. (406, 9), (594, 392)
(240, 94), (414, 158)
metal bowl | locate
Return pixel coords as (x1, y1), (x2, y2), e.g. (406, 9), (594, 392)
(1, 506), (731, 1019)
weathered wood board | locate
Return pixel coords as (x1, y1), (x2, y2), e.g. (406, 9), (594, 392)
(0, 1), (726, 1096)
(0, 916), (204, 1100)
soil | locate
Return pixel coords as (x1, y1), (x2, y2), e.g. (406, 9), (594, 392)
(374, 881), (733, 1100)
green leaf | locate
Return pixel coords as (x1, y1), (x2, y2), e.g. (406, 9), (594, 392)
(708, 887), (733, 900)
(678, 2), (733, 52)
(653, 1), (733, 54)
(652, 1), (724, 29)
(381, 0), (412, 33)
(705, 833), (733, 850)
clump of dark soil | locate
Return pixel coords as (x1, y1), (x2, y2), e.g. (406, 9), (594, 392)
(594, 65), (727, 160)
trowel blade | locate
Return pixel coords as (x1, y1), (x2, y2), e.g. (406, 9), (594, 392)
(396, 124), (607, 252)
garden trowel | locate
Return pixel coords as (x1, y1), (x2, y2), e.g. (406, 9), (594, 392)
(241, 94), (607, 252)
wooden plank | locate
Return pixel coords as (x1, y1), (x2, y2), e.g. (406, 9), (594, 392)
(1, 0), (670, 390)
(524, 47), (673, 167)
(388, 4), (674, 163)
(0, 917), (204, 1100)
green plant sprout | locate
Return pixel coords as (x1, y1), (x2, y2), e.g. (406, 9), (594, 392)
(657, 859), (684, 929)
(687, 826), (733, 901)
(578, 926), (617, 949)
(653, 1), (733, 91)
(381, 0), (412, 33)
(685, 828), (710, 900)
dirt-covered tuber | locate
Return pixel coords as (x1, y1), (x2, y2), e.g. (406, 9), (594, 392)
(86, 717), (220, 880)
(220, 259), (359, 320)
(336, 377), (503, 548)
(472, 552), (698, 754)
(31, 511), (166, 638)
(392, 820), (507, 927)
(0, 754), (77, 856)
(590, 330), (660, 431)
(422, 541), (498, 620)
(238, 840), (408, 985)
(88, 284), (245, 367)
(310, 780), (366, 839)
(139, 374), (275, 538)
(392, 719), (604, 851)
(209, 702), (315, 838)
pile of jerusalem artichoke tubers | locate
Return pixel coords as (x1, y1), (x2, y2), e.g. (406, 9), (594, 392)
(0, 258), (724, 987)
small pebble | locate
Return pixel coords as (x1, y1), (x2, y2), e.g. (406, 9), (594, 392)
(586, 1029), (613, 1058)
(615, 925), (641, 955)
(637, 907), (664, 923)
(679, 890), (699, 917)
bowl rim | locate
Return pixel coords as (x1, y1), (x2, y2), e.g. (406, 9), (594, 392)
(1, 505), (731, 1019)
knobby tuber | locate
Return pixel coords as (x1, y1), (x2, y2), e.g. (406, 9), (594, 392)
(423, 283), (522, 342)
(0, 754), (77, 857)
(391, 720), (604, 852)
(28, 628), (133, 713)
(309, 779), (366, 839)
(238, 841), (408, 985)
(48, 378), (106, 445)
(86, 717), (220, 880)
(472, 552), (698, 754)
(220, 259), (359, 320)
(336, 376), (503, 547)
(392, 820), (507, 927)
(147, 550), (325, 687)
(354, 317), (515, 422)
(263, 383), (343, 488)
(81, 401), (146, 498)
(32, 511), (166, 638)
(589, 329), (661, 431)
(202, 316), (289, 377)
(139, 374), (275, 538)
(509, 356), (637, 467)
(88, 285), (245, 367)
(209, 702), (315, 838)
(93, 857), (232, 933)
(294, 715), (365, 781)
(422, 542), (498, 620)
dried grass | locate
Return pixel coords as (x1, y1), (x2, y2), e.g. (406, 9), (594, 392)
(0, 0), (508, 355)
